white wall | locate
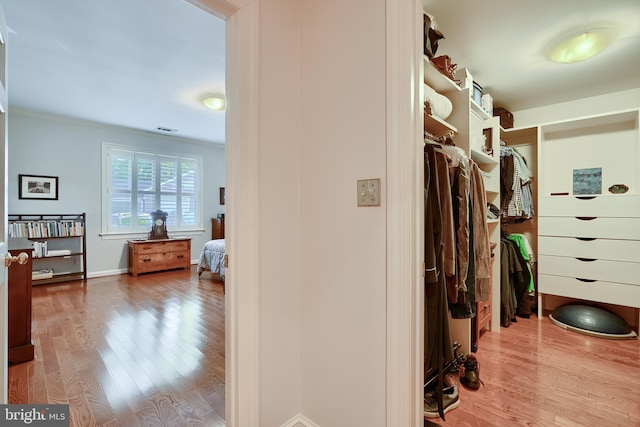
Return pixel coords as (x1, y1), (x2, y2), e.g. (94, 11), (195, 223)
(7, 110), (225, 276)
(514, 87), (640, 128)
(298, 0), (387, 425)
(252, 0), (389, 424)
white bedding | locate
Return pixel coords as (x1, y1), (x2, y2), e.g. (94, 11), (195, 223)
(197, 239), (225, 280)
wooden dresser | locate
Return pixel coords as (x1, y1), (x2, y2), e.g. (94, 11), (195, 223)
(8, 249), (35, 364)
(128, 238), (191, 276)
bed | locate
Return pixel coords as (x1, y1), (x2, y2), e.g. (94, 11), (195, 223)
(197, 239), (226, 281)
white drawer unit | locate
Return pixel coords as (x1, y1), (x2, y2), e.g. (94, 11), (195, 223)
(538, 236), (640, 263)
(538, 217), (640, 240)
(538, 274), (640, 309)
(537, 109), (640, 324)
(538, 195), (640, 217)
(538, 254), (640, 286)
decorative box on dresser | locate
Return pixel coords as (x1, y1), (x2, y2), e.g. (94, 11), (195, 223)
(128, 238), (191, 276)
(537, 110), (640, 331)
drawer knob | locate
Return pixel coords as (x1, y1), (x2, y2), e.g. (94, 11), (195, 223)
(143, 258), (151, 263)
(177, 255), (184, 259)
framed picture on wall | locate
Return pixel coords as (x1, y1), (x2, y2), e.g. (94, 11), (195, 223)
(19, 174), (59, 200)
(219, 187), (225, 205)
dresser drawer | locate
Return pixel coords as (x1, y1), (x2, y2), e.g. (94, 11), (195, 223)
(538, 195), (640, 217)
(538, 274), (640, 308)
(538, 254), (640, 286)
(538, 217), (640, 240)
(476, 300), (491, 325)
(135, 251), (189, 274)
(538, 236), (640, 263)
(133, 240), (190, 255)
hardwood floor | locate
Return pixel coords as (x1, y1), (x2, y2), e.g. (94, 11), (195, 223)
(9, 268), (640, 426)
(429, 314), (640, 426)
(8, 266), (226, 427)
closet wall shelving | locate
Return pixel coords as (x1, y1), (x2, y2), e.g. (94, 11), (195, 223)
(423, 58), (501, 355)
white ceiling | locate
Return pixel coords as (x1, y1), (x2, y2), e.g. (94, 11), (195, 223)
(2, 1), (639, 144)
(423, 0), (640, 112)
(1, 0), (226, 144)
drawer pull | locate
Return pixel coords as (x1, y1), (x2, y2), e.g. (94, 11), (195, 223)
(575, 196), (596, 200)
(177, 255), (184, 259)
(575, 216), (597, 221)
(143, 258), (151, 263)
(576, 237), (596, 241)
(576, 278), (596, 283)
(575, 257), (596, 262)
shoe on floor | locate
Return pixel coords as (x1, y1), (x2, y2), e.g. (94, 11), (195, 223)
(423, 385), (460, 418)
(460, 354), (483, 390)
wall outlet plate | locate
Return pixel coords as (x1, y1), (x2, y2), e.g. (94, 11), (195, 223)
(357, 178), (381, 206)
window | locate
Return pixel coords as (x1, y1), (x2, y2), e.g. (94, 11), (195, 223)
(102, 143), (202, 234)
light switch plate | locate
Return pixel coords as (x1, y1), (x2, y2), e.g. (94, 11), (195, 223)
(357, 178), (381, 206)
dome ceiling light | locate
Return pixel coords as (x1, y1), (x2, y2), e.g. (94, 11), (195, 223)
(202, 95), (226, 111)
(547, 28), (615, 64)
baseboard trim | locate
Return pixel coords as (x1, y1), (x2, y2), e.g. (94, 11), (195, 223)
(281, 413), (320, 427)
(87, 269), (128, 279)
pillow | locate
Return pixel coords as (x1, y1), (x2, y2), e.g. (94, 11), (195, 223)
(424, 83), (453, 121)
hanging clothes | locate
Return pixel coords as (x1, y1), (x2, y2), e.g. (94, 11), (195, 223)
(505, 233), (535, 294)
(500, 231), (533, 325)
(423, 143), (453, 384)
(470, 160), (491, 302)
(438, 144), (470, 303)
(500, 145), (534, 219)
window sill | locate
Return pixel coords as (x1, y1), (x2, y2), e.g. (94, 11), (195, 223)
(99, 228), (206, 240)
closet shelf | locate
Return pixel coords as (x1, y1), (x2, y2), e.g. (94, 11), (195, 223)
(423, 57), (460, 94)
(424, 111), (458, 136)
(470, 148), (498, 165)
(471, 99), (491, 120)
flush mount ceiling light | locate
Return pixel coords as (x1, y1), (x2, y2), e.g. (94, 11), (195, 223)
(547, 28), (615, 64)
(202, 95), (226, 111)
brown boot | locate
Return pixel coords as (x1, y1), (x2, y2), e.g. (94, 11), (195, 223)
(460, 354), (483, 390)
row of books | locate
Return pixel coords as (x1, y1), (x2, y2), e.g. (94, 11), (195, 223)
(32, 268), (54, 280)
(31, 241), (72, 258)
(9, 220), (85, 238)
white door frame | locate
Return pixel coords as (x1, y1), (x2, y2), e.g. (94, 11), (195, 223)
(185, 0), (260, 425)
(385, 0), (424, 425)
(0, 2), (10, 405)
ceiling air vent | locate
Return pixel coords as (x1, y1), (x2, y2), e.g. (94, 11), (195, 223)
(155, 126), (178, 133)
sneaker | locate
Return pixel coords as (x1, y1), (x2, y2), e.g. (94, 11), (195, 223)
(460, 354), (484, 390)
(423, 385), (460, 418)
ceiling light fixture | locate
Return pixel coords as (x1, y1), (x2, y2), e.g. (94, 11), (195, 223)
(547, 28), (614, 64)
(202, 95), (226, 111)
